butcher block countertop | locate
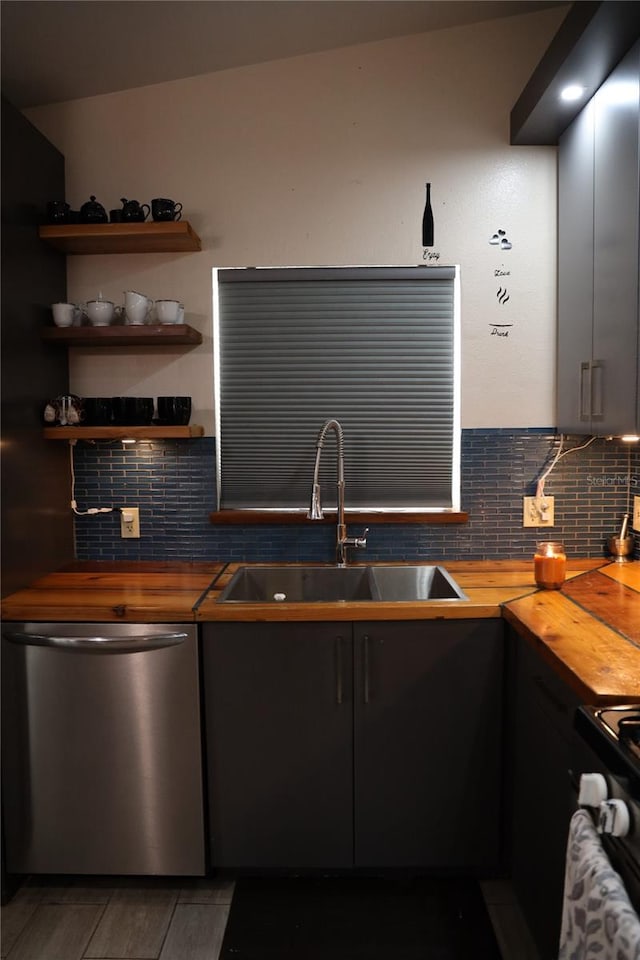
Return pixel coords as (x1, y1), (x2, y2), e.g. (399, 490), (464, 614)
(1, 558), (638, 703)
(0, 561), (223, 623)
(503, 562), (640, 704)
(195, 558), (604, 622)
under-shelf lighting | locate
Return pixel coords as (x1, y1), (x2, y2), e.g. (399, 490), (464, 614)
(560, 84), (586, 102)
(620, 435), (639, 443)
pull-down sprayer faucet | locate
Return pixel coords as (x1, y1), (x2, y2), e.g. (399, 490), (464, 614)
(308, 418), (368, 566)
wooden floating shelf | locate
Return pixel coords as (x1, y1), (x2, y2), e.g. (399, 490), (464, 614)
(43, 425), (205, 441)
(41, 324), (202, 347)
(38, 221), (201, 254)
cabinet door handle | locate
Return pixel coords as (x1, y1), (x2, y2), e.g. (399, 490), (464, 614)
(335, 636), (344, 705)
(363, 634), (370, 704)
(579, 361), (591, 421)
(591, 360), (604, 420)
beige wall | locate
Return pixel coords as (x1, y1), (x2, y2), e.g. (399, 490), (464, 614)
(27, 7), (565, 435)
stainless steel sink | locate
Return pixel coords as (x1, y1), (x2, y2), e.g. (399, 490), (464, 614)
(217, 566), (374, 602)
(217, 565), (467, 603)
(369, 565), (467, 601)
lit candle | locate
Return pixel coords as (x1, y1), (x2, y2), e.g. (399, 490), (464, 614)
(534, 541), (566, 590)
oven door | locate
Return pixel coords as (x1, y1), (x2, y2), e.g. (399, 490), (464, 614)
(569, 710), (640, 913)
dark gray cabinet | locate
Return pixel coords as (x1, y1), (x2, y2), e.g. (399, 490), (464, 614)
(203, 622), (353, 869)
(557, 41), (640, 435)
(353, 620), (504, 869)
(1, 98), (75, 598)
(202, 618), (504, 872)
(506, 628), (579, 960)
(557, 100), (595, 433)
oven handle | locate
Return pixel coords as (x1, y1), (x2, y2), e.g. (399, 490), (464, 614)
(3, 631), (188, 653)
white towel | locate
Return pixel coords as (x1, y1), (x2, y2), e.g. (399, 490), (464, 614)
(558, 809), (640, 960)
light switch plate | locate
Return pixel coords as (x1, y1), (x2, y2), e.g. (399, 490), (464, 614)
(633, 495), (640, 532)
(523, 496), (555, 527)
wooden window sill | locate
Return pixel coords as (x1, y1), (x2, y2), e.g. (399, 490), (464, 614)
(209, 510), (468, 525)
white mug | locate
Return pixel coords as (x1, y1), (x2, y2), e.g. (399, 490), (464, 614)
(86, 299), (115, 326)
(51, 302), (79, 327)
(124, 290), (151, 308)
(155, 299), (180, 324)
(124, 290), (153, 325)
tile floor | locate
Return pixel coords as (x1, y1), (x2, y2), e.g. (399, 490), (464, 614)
(1, 875), (539, 960)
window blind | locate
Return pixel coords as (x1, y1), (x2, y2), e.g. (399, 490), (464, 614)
(215, 266), (458, 511)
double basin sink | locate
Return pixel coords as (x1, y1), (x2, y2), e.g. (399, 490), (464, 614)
(217, 565), (467, 603)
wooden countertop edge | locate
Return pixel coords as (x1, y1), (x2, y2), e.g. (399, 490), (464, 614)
(502, 606), (600, 703)
(503, 594), (640, 705)
(0, 603), (199, 623)
(194, 598), (508, 622)
(2, 560), (638, 705)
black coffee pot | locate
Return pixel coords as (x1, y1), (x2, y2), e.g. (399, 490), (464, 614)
(79, 195), (108, 224)
(120, 198), (150, 223)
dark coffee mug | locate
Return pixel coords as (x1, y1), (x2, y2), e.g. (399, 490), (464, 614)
(157, 396), (191, 425)
(83, 397), (113, 426)
(112, 397), (154, 426)
(109, 209), (123, 223)
(46, 200), (71, 224)
(151, 198), (183, 222)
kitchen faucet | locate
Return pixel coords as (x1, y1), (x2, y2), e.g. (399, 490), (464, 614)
(308, 418), (368, 566)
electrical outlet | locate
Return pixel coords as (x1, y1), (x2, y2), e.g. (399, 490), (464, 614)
(523, 496), (555, 528)
(633, 495), (640, 532)
(120, 506), (140, 539)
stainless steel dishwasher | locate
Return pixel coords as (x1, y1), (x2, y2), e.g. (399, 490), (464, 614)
(1, 621), (205, 876)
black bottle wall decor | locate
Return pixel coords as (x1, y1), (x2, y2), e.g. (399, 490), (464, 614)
(422, 182), (434, 247)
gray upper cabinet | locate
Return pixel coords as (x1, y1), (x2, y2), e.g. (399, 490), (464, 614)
(557, 41), (640, 435)
(557, 100), (595, 433)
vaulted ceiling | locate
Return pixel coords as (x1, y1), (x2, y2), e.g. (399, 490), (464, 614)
(1, 0), (565, 109)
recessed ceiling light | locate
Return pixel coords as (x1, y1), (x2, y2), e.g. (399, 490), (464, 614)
(560, 84), (586, 102)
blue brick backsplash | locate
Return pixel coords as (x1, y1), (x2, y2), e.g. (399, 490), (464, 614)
(73, 430), (639, 563)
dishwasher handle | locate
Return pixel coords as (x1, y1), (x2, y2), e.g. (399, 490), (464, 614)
(3, 631), (188, 653)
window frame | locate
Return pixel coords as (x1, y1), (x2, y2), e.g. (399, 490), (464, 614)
(212, 265), (461, 515)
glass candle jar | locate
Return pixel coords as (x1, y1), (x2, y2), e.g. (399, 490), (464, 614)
(534, 541), (567, 590)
